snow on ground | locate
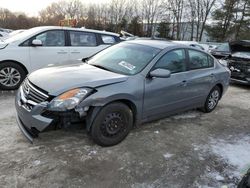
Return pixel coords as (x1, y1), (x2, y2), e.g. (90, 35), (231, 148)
(172, 111), (200, 120)
(163, 153), (174, 160)
(193, 135), (250, 187)
(210, 135), (250, 177)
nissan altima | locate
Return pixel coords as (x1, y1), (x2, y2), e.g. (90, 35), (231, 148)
(15, 40), (230, 146)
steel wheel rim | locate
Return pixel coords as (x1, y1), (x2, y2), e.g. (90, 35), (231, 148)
(0, 67), (21, 87)
(100, 112), (126, 138)
(208, 90), (219, 110)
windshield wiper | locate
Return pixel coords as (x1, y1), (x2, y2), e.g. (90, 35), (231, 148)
(90, 64), (111, 71)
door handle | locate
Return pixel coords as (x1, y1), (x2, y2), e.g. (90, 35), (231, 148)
(180, 80), (187, 86)
(57, 51), (67, 54)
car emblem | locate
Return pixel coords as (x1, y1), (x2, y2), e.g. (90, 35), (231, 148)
(25, 87), (30, 95)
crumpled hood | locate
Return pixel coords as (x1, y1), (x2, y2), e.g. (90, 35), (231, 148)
(230, 40), (250, 53)
(28, 63), (128, 96)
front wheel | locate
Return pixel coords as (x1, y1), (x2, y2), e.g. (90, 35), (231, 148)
(0, 62), (26, 90)
(202, 86), (221, 113)
(90, 102), (133, 146)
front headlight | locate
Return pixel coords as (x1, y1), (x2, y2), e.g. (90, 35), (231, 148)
(48, 88), (94, 111)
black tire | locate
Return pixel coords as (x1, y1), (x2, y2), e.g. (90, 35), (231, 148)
(0, 62), (26, 90)
(238, 169), (250, 188)
(202, 86), (221, 113)
(91, 102), (133, 146)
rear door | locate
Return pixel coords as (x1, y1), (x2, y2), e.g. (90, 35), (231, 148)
(185, 49), (216, 103)
(29, 29), (70, 71)
(68, 31), (107, 60)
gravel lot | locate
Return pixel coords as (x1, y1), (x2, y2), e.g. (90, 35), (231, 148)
(0, 84), (250, 188)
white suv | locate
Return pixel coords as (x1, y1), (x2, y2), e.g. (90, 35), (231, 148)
(0, 26), (121, 90)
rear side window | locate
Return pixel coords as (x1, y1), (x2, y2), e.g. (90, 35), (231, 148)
(154, 49), (186, 74)
(34, 30), (65, 46)
(69, 31), (97, 46)
(188, 50), (214, 70)
(101, 35), (116, 44)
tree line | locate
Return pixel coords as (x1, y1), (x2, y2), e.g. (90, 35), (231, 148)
(0, 0), (249, 42)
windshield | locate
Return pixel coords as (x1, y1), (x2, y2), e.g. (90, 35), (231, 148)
(88, 43), (161, 75)
(216, 43), (230, 52)
(232, 52), (250, 59)
(4, 27), (42, 43)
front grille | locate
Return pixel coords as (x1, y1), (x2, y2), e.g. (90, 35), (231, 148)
(22, 79), (49, 104)
(229, 61), (250, 73)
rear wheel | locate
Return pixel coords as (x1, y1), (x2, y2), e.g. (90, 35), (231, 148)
(0, 62), (26, 90)
(202, 86), (221, 113)
(91, 102), (133, 146)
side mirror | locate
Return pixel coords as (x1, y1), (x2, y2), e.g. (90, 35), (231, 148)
(32, 39), (42, 46)
(149, 68), (171, 78)
(82, 57), (90, 63)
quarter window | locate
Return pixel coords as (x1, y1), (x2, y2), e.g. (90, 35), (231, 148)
(101, 35), (116, 44)
(70, 31), (97, 46)
(154, 49), (186, 73)
(188, 50), (214, 70)
(34, 30), (65, 46)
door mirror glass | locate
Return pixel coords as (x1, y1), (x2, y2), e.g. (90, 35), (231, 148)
(149, 68), (171, 78)
(32, 39), (42, 46)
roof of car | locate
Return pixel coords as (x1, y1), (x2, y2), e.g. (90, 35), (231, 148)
(31, 26), (120, 37)
(126, 39), (183, 50)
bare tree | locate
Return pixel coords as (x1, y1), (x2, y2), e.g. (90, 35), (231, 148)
(141, 0), (163, 37)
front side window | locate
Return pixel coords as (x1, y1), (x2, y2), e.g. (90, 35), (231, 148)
(154, 49), (186, 74)
(34, 30), (65, 46)
(189, 50), (214, 70)
(101, 35), (116, 44)
(70, 31), (97, 46)
(88, 43), (160, 75)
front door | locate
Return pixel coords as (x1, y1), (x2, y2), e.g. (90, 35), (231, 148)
(29, 30), (69, 71)
(143, 49), (190, 119)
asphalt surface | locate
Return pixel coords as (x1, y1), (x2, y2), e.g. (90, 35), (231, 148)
(0, 84), (250, 188)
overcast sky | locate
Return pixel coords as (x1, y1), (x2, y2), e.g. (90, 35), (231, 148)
(0, 0), (109, 16)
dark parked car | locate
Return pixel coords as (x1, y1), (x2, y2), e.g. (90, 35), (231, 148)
(227, 40), (250, 85)
(15, 40), (230, 146)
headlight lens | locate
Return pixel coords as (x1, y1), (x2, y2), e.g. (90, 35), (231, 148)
(48, 88), (93, 111)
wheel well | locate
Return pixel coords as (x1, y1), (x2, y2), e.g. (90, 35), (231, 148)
(0, 60), (29, 75)
(216, 83), (223, 99)
(109, 99), (137, 125)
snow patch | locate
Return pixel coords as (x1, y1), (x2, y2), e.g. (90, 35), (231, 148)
(211, 136), (250, 174)
(208, 172), (225, 181)
(33, 160), (41, 166)
(154, 130), (159, 134)
(163, 153), (174, 159)
(88, 150), (97, 156)
(173, 111), (199, 120)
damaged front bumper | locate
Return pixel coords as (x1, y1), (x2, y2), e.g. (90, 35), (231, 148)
(15, 86), (53, 143)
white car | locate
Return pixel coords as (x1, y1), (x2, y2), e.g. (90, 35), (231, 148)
(172, 41), (206, 51)
(0, 26), (121, 90)
(0, 31), (9, 41)
(8, 29), (26, 38)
